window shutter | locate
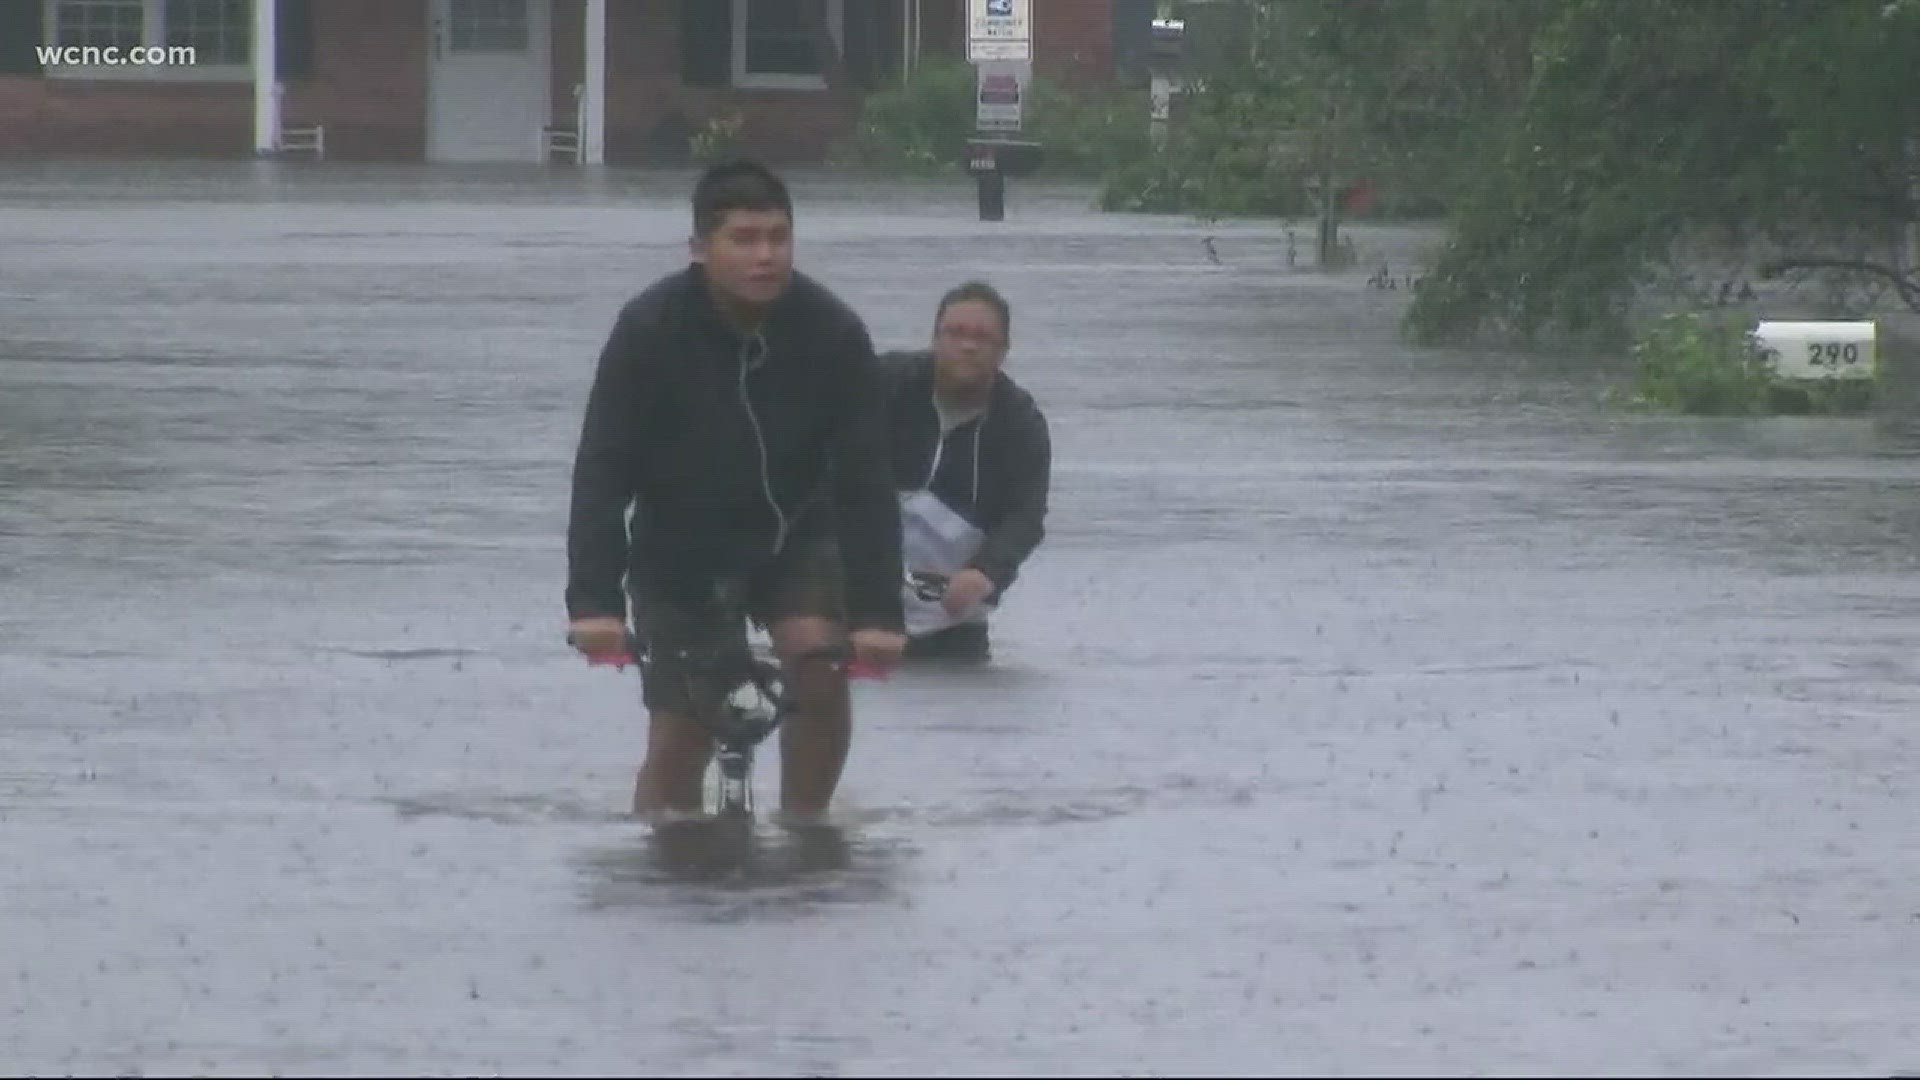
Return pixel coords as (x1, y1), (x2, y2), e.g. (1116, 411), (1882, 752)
(276, 0), (313, 80)
(680, 0), (731, 87)
(0, 0), (45, 75)
(843, 0), (886, 89)
(1112, 0), (1154, 88)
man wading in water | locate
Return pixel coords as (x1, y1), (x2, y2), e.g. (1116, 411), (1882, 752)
(880, 282), (1051, 662)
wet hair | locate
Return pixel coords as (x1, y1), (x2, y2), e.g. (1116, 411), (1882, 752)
(935, 280), (1011, 341)
(692, 159), (793, 239)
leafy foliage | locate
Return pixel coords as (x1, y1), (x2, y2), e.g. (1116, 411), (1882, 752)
(1613, 310), (1878, 415)
(1400, 0), (1919, 346)
(1102, 0), (1550, 217)
(689, 112), (746, 165)
(832, 59), (979, 175)
(833, 59), (1153, 179)
(1615, 312), (1774, 416)
(1109, 0), (1919, 349)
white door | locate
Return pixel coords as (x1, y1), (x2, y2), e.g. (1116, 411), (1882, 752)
(428, 0), (550, 163)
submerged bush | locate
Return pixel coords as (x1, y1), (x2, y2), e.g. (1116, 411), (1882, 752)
(1620, 312), (1774, 415)
(1613, 311), (1875, 416)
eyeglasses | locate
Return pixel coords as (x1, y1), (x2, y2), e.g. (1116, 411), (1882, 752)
(935, 324), (1004, 347)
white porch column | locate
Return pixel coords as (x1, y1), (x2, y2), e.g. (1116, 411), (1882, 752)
(252, 0), (279, 154)
(583, 0), (606, 164)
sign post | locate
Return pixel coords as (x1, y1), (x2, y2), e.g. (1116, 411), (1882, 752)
(1146, 16), (1186, 150)
(966, 0), (1034, 221)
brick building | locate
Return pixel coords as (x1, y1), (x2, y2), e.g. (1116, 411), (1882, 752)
(0, 0), (1151, 164)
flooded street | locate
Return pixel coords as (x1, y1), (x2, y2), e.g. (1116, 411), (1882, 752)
(5, 163), (1920, 1075)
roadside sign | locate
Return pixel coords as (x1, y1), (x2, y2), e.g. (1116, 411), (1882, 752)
(968, 0), (1031, 62)
(975, 60), (1028, 132)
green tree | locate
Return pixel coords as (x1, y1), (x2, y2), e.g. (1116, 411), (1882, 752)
(1103, 0), (1546, 218)
(1108, 0), (1918, 348)
(1404, 0), (1919, 347)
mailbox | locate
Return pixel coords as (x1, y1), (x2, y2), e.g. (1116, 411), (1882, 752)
(1752, 321), (1878, 380)
(964, 136), (1043, 179)
(963, 136), (1042, 221)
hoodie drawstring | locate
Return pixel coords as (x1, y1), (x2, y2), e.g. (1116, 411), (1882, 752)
(970, 408), (985, 507)
(738, 331), (788, 555)
(925, 386), (988, 508)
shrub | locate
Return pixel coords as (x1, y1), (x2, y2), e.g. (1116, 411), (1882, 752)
(833, 59), (1153, 179)
(1617, 311), (1774, 415)
(831, 60), (985, 175)
(690, 112), (745, 164)
(1022, 80), (1152, 178)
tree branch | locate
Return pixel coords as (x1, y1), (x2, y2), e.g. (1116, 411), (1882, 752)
(1759, 256), (1920, 310)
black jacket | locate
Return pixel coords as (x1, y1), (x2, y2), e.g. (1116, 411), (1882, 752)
(567, 265), (904, 632)
(880, 349), (1050, 601)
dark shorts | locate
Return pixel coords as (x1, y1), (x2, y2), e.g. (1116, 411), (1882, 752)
(627, 536), (843, 716)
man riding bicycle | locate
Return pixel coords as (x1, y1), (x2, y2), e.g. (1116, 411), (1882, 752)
(565, 161), (906, 824)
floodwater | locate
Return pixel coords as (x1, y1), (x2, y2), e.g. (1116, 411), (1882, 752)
(4, 162), (1920, 1076)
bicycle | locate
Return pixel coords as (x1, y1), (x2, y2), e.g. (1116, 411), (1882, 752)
(570, 579), (885, 825)
(653, 636), (859, 823)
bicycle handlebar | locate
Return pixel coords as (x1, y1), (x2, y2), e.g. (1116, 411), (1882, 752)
(567, 632), (881, 679)
(573, 570), (949, 666)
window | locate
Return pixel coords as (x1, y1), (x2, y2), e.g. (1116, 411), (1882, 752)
(54, 0), (144, 52)
(743, 0), (819, 78)
(733, 0), (843, 89)
(449, 0), (528, 54)
(45, 0), (252, 77)
(679, 0), (731, 88)
(164, 0), (248, 65)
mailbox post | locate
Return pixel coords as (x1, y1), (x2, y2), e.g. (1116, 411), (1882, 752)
(966, 0), (1036, 222)
(1146, 15), (1187, 150)
(970, 61), (1027, 221)
(968, 140), (1007, 221)
(964, 135), (1041, 221)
